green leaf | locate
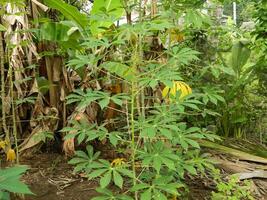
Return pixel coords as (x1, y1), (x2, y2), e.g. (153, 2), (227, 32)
(90, 0), (124, 36)
(160, 157), (175, 170)
(0, 191), (10, 200)
(153, 157), (162, 173)
(117, 168), (134, 178)
(130, 183), (150, 192)
(158, 128), (172, 139)
(113, 170), (123, 188)
(140, 127), (156, 138)
(75, 150), (89, 159)
(38, 22), (70, 42)
(141, 188), (152, 200)
(89, 169), (108, 179)
(99, 98), (110, 109)
(102, 62), (136, 81)
(44, 0), (88, 29)
(230, 41), (251, 74)
(184, 165), (197, 175)
(0, 166), (33, 195)
(68, 157), (87, 165)
(96, 187), (113, 195)
(100, 171), (112, 188)
(109, 134), (119, 147)
(154, 190), (168, 200)
(186, 139), (200, 149)
(221, 66), (236, 76)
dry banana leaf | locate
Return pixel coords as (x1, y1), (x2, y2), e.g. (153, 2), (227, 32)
(200, 140), (267, 164)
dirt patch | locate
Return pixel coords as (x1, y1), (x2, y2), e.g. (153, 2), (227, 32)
(11, 153), (98, 200)
(10, 153), (212, 200)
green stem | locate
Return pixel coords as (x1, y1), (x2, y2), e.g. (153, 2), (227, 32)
(138, 0), (145, 119)
(130, 82), (137, 200)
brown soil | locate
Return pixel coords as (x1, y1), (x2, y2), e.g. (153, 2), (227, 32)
(12, 153), (98, 200)
(10, 152), (213, 200)
(9, 143), (267, 200)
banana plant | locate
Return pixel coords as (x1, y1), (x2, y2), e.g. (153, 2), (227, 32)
(219, 40), (253, 137)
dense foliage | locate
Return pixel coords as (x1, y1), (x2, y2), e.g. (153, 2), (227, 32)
(0, 0), (266, 199)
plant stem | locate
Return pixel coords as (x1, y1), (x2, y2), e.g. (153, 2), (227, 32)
(130, 82), (138, 200)
(0, 28), (8, 140)
(138, 0), (145, 119)
(9, 65), (19, 163)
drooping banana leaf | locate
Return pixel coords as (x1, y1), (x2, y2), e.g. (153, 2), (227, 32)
(44, 0), (88, 30)
(230, 40), (251, 75)
(38, 22), (70, 41)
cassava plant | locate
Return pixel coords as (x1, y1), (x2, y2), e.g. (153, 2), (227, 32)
(59, 0), (220, 199)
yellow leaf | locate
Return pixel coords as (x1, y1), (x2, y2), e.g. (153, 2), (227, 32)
(6, 148), (16, 161)
(111, 158), (126, 167)
(0, 140), (6, 149)
(169, 28), (185, 43)
(162, 81), (192, 101)
(162, 86), (171, 98)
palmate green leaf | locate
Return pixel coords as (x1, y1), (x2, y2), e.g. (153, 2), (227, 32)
(102, 62), (136, 81)
(67, 55), (97, 70)
(90, 0), (124, 36)
(100, 171), (112, 188)
(44, 0), (88, 29)
(0, 166), (33, 195)
(88, 169), (108, 179)
(184, 9), (211, 28)
(113, 170), (123, 188)
(170, 47), (200, 66)
(140, 127), (156, 138)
